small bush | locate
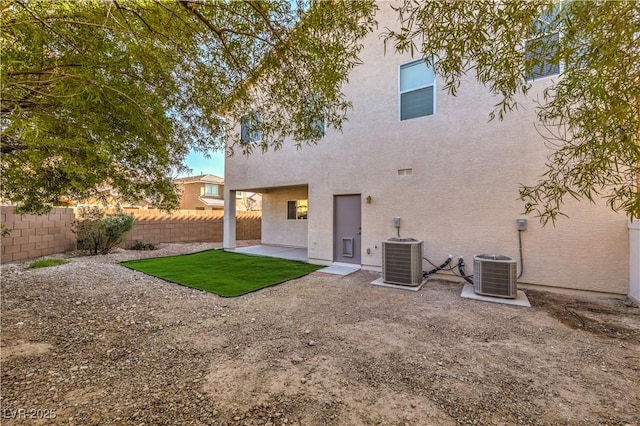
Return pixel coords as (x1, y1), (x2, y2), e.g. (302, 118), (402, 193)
(74, 207), (134, 255)
(130, 241), (157, 251)
(29, 258), (69, 269)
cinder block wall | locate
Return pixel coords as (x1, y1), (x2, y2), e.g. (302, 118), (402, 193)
(1, 206), (76, 263)
(0, 207), (261, 262)
(121, 209), (223, 245)
(115, 209), (261, 246)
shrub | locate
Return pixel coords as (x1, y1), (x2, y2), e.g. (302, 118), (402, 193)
(29, 258), (69, 268)
(74, 207), (134, 255)
(130, 241), (157, 251)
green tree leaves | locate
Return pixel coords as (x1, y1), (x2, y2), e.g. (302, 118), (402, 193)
(1, 0), (377, 213)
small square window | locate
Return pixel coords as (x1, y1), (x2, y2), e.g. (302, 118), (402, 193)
(287, 200), (308, 220)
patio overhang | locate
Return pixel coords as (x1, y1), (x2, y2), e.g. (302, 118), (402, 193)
(223, 184), (308, 250)
(230, 183), (308, 194)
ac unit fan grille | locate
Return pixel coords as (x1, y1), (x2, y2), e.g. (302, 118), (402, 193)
(382, 239), (423, 286)
(473, 255), (517, 298)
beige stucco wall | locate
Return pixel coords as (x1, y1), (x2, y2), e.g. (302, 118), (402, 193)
(224, 2), (629, 294)
(261, 186), (308, 247)
(179, 184), (203, 209)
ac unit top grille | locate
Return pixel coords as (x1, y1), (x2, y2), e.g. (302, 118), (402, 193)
(386, 237), (420, 243)
(475, 254), (513, 262)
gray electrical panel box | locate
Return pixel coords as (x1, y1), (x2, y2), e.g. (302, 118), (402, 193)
(393, 217), (401, 228)
(517, 218), (527, 231)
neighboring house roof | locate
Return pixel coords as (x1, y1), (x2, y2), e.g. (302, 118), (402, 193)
(199, 197), (225, 208)
(174, 174), (224, 185)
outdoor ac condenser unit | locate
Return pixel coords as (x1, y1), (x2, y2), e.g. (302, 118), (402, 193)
(382, 238), (423, 286)
(473, 254), (517, 298)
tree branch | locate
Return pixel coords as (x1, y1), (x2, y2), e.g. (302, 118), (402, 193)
(7, 63), (82, 76)
(178, 0), (248, 73)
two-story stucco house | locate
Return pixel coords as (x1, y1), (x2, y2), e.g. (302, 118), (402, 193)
(174, 174), (224, 210)
(223, 3), (633, 297)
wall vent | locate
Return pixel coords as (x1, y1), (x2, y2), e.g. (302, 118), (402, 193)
(382, 238), (423, 286)
(473, 254), (517, 298)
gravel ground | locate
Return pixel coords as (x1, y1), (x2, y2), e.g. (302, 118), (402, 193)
(1, 243), (639, 426)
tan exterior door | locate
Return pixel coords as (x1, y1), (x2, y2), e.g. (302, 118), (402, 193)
(333, 195), (362, 264)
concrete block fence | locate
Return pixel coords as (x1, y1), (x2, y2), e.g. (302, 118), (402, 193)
(1, 207), (261, 263)
(0, 206), (76, 263)
(115, 209), (261, 246)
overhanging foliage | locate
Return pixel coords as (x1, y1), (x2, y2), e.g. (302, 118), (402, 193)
(1, 0), (377, 213)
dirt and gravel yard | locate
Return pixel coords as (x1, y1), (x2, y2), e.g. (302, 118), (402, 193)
(1, 243), (639, 425)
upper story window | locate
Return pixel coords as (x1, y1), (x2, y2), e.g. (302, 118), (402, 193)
(525, 33), (561, 81)
(310, 117), (326, 138)
(301, 92), (325, 139)
(203, 184), (219, 196)
(525, 7), (562, 81)
(240, 113), (261, 144)
(399, 59), (435, 121)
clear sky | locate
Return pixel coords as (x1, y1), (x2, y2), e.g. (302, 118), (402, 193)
(179, 148), (225, 178)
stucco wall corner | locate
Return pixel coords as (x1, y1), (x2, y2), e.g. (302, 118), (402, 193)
(628, 220), (640, 305)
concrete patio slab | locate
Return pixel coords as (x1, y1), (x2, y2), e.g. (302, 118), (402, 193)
(228, 245), (308, 262)
(460, 284), (531, 307)
(230, 246), (364, 277)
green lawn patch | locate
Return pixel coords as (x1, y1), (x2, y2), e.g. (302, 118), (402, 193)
(121, 249), (323, 297)
(29, 258), (70, 269)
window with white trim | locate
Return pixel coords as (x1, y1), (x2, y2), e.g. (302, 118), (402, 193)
(287, 200), (308, 220)
(203, 184), (218, 196)
(310, 117), (326, 138)
(525, 6), (562, 81)
(303, 92), (326, 138)
(399, 59), (435, 121)
(240, 113), (261, 143)
(525, 33), (561, 80)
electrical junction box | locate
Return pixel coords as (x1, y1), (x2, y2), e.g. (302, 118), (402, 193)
(393, 217), (401, 228)
(517, 218), (527, 231)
